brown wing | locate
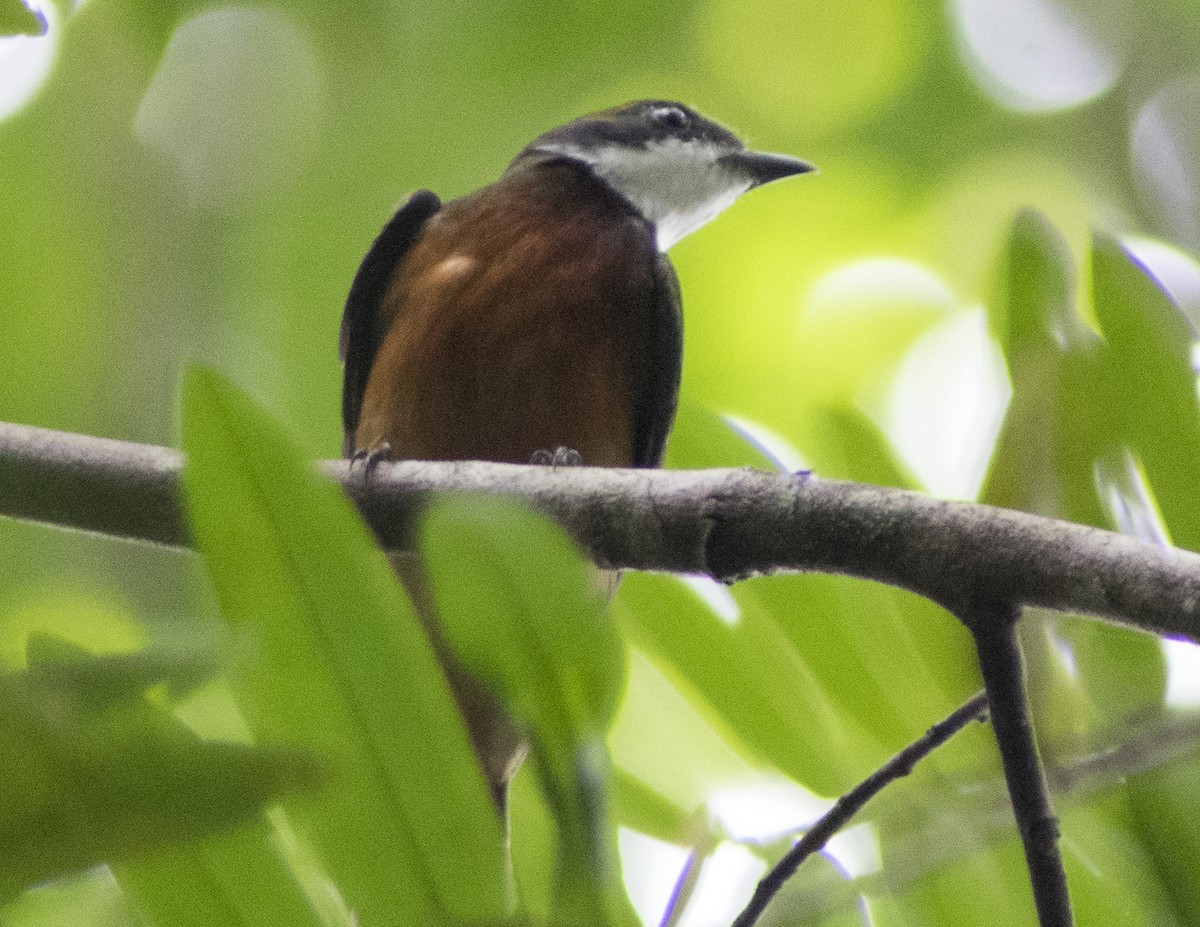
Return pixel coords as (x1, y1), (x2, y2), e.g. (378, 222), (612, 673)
(629, 252), (684, 467)
(340, 190), (441, 456)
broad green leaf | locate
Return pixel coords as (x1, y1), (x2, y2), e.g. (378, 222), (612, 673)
(1092, 236), (1200, 552)
(115, 826), (328, 927)
(2, 869), (137, 927)
(422, 495), (628, 924)
(0, 593), (145, 672)
(663, 400), (780, 470)
(180, 366), (506, 925)
(751, 575), (979, 759)
(891, 832), (1033, 926)
(0, 636), (318, 901)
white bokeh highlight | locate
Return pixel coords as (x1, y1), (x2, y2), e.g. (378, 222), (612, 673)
(679, 574), (743, 627)
(0, 1), (55, 121)
(134, 7), (323, 209)
(708, 773), (831, 843)
(676, 842), (767, 927)
(620, 829), (692, 927)
(881, 308), (1011, 499)
(1123, 236), (1200, 332)
(825, 822), (883, 879)
(620, 829), (770, 927)
(1164, 639), (1200, 709)
(1132, 77), (1200, 252)
(805, 257), (958, 322)
(951, 0), (1128, 111)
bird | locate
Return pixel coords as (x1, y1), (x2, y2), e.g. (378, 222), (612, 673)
(339, 100), (813, 805)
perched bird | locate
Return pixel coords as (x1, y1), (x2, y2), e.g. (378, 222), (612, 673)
(340, 100), (813, 803)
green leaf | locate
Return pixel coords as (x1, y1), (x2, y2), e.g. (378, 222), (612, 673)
(799, 405), (919, 488)
(1092, 236), (1200, 552)
(615, 572), (877, 796)
(0, 636), (319, 901)
(981, 213), (1167, 729)
(1126, 752), (1200, 923)
(115, 825), (329, 927)
(891, 832), (1035, 926)
(1055, 795), (1180, 927)
(422, 496), (625, 756)
(179, 366), (507, 925)
(0, 0), (45, 37)
(753, 575), (982, 759)
(663, 400), (780, 470)
(981, 209), (1110, 529)
(422, 495), (628, 924)
(610, 769), (691, 847)
(509, 766), (556, 924)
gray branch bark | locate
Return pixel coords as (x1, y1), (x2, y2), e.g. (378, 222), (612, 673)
(2, 420), (1199, 643)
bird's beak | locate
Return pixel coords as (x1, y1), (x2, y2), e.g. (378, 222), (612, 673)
(721, 150), (817, 188)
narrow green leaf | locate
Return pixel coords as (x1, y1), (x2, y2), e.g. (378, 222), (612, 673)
(981, 213), (1167, 728)
(615, 571), (877, 796)
(179, 366), (507, 924)
(422, 496), (625, 754)
(422, 495), (628, 924)
(609, 769), (691, 847)
(509, 766), (556, 924)
(799, 405), (919, 488)
(981, 209), (1110, 528)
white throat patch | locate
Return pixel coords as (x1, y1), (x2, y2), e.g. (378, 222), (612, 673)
(537, 137), (752, 251)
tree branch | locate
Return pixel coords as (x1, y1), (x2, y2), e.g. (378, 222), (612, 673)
(731, 691), (990, 927)
(967, 603), (1073, 927)
(2, 420), (1199, 643)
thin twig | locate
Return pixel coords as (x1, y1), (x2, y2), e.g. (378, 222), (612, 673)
(2, 422), (1199, 642)
(731, 691), (990, 927)
(659, 842), (709, 927)
(727, 708), (1200, 920)
(968, 603), (1074, 927)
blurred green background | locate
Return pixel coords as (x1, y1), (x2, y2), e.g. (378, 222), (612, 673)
(3, 0), (1200, 924)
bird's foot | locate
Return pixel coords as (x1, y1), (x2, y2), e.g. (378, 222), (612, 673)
(530, 446), (583, 468)
(349, 441), (392, 485)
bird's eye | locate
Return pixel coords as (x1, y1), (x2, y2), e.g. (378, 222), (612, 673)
(649, 105), (689, 130)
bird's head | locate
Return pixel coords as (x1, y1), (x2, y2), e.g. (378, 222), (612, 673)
(511, 100), (815, 250)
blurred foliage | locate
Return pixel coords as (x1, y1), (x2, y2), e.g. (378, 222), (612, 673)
(0, 0), (44, 37)
(180, 367), (508, 925)
(0, 632), (320, 903)
(425, 497), (633, 924)
(3, 0), (1200, 925)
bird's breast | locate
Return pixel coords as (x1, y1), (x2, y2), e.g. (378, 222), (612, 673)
(354, 176), (658, 467)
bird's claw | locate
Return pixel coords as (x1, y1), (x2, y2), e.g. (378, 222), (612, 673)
(530, 446), (583, 468)
(350, 442), (392, 485)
